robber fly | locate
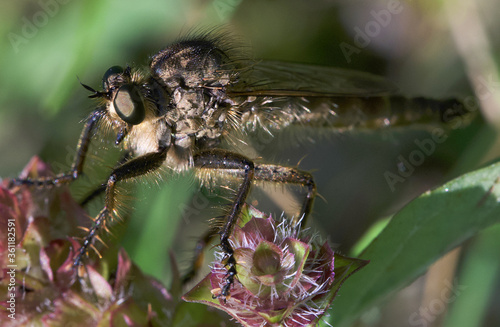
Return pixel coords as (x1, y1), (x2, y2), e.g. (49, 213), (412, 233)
(11, 31), (470, 296)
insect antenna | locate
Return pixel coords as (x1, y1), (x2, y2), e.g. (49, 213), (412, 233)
(78, 78), (107, 99)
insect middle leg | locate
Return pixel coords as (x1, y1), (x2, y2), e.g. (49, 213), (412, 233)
(79, 151), (133, 206)
(73, 149), (168, 266)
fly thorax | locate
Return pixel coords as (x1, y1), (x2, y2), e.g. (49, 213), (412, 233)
(168, 87), (225, 141)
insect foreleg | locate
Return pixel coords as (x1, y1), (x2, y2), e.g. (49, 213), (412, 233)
(11, 108), (106, 188)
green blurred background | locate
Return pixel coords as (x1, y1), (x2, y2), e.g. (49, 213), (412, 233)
(1, 0), (499, 326)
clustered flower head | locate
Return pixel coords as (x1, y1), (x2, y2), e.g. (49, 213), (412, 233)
(0, 157), (176, 326)
(183, 204), (368, 327)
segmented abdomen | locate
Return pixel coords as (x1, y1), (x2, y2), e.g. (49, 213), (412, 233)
(235, 95), (472, 132)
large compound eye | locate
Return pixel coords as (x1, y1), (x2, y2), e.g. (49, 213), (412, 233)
(113, 84), (146, 125)
(102, 65), (124, 90)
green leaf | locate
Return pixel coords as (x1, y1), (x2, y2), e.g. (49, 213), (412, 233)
(323, 253), (370, 307)
(182, 273), (219, 305)
(329, 160), (500, 327)
(444, 223), (500, 327)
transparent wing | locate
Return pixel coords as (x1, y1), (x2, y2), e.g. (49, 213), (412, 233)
(223, 61), (466, 135)
(227, 60), (398, 97)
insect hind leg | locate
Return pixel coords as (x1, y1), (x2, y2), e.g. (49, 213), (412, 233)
(254, 164), (317, 226)
(191, 150), (316, 297)
(193, 149), (255, 297)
